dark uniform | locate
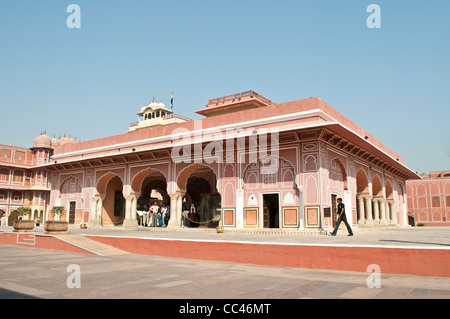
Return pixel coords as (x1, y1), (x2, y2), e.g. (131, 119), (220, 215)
(330, 201), (353, 236)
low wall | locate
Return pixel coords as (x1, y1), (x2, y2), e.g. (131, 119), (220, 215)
(85, 235), (450, 277)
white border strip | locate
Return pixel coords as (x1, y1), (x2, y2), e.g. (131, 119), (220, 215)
(81, 234), (450, 251)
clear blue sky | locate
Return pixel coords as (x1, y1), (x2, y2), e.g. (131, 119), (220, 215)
(1, 0), (449, 174)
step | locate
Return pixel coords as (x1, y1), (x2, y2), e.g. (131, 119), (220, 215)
(52, 234), (129, 256)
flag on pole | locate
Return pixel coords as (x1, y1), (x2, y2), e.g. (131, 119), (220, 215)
(170, 92), (174, 111)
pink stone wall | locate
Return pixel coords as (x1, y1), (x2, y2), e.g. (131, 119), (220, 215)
(407, 172), (450, 226)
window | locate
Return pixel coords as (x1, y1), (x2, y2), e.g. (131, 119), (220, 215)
(13, 171), (24, 183)
(432, 196), (441, 207)
(0, 169), (9, 182)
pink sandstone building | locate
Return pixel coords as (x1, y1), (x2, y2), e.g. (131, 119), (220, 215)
(406, 171), (450, 226)
(1, 91), (422, 231)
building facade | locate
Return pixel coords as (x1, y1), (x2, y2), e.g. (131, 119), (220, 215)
(0, 132), (56, 225)
(406, 171), (450, 226)
(2, 91), (421, 231)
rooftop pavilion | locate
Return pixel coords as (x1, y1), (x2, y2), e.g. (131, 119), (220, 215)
(195, 90), (274, 117)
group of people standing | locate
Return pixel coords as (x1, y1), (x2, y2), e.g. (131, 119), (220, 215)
(138, 201), (170, 227)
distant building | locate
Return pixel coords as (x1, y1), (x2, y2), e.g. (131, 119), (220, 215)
(406, 171), (450, 226)
(0, 132), (78, 225)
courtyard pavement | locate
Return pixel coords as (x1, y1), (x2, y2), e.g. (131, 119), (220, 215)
(0, 225), (449, 302)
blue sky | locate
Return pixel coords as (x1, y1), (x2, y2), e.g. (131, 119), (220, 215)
(0, 0), (449, 174)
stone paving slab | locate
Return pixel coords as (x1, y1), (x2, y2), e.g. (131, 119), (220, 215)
(0, 245), (449, 301)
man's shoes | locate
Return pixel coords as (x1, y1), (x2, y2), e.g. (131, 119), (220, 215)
(348, 234), (353, 236)
(329, 233), (336, 236)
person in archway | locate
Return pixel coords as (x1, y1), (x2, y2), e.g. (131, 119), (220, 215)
(149, 201), (159, 227)
(330, 198), (353, 236)
(189, 203), (198, 227)
(162, 203), (170, 227)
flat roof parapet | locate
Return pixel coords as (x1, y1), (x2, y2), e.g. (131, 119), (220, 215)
(197, 90), (274, 117)
(207, 90), (274, 106)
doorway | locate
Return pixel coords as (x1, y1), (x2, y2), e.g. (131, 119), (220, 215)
(69, 201), (76, 224)
(331, 194), (337, 228)
(114, 191), (125, 222)
(263, 194), (279, 228)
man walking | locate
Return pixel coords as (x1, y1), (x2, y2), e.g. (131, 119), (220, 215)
(330, 198), (353, 236)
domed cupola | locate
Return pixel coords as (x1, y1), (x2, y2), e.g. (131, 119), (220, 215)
(32, 131), (52, 149)
(129, 95), (190, 132)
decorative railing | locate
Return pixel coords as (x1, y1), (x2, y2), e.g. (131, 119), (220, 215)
(130, 113), (192, 128)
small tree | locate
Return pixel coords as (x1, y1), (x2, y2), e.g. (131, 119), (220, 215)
(52, 206), (64, 221)
(17, 207), (31, 220)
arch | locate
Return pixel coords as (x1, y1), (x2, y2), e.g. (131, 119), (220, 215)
(356, 168), (369, 194)
(418, 210), (428, 222)
(282, 168), (295, 188)
(242, 154), (297, 179)
(177, 163), (218, 192)
(223, 164), (234, 178)
(244, 171), (258, 189)
(432, 210), (442, 222)
(430, 182), (440, 195)
(60, 176), (82, 198)
(305, 175), (318, 203)
(372, 175), (383, 197)
(417, 183), (426, 196)
(304, 155), (317, 171)
(385, 179), (393, 199)
(329, 158), (348, 191)
(222, 182), (235, 206)
(444, 182), (450, 194)
(138, 171), (169, 211)
(182, 164), (221, 228)
(131, 167), (167, 195)
(96, 172), (119, 197)
(102, 175), (125, 226)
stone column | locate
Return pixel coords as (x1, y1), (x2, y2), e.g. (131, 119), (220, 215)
(390, 201), (397, 225)
(123, 195), (138, 227)
(401, 202), (408, 226)
(236, 189), (244, 229)
(357, 196), (365, 225)
(90, 196), (103, 226)
(168, 192), (184, 228)
(364, 196), (373, 225)
(89, 197), (97, 225)
(385, 201), (391, 224)
(298, 186), (304, 230)
(344, 190), (353, 226)
(373, 198), (380, 224)
(379, 199), (387, 224)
